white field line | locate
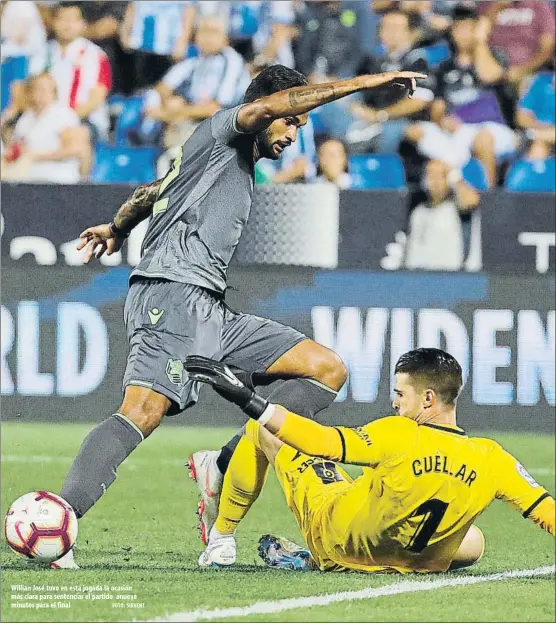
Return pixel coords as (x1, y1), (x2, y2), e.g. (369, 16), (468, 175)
(146, 566), (555, 623)
(1, 455), (555, 476)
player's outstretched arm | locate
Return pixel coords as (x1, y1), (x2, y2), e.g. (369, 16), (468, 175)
(236, 71), (427, 133)
(184, 356), (381, 465)
(76, 178), (162, 263)
(494, 444), (555, 536)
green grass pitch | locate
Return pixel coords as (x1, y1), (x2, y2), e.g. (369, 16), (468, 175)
(2, 422), (554, 622)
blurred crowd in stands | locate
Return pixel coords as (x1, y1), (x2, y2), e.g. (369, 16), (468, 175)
(1, 1), (555, 269)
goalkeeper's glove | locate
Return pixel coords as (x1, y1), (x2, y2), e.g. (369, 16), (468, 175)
(184, 355), (269, 419)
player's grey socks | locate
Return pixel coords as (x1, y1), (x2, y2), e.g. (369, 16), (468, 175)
(60, 414), (144, 518)
(217, 378), (337, 475)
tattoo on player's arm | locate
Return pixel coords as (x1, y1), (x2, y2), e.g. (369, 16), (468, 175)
(287, 85), (336, 109)
(113, 178), (163, 231)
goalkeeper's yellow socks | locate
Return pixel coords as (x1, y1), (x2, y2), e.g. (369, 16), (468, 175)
(214, 422), (269, 536)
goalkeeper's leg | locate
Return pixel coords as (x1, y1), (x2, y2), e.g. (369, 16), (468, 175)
(201, 420), (316, 569)
(236, 422), (313, 571)
(196, 375), (340, 542)
(198, 422), (271, 567)
(208, 400), (297, 548)
(190, 331), (346, 546)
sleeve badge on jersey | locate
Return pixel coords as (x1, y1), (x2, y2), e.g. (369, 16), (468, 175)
(516, 463), (540, 488)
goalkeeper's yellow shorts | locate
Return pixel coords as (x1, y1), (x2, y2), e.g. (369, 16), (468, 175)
(274, 445), (352, 567)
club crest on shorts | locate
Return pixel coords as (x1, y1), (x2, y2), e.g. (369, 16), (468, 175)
(166, 359), (184, 385)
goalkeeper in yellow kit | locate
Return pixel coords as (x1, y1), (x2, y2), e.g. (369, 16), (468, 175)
(185, 348), (555, 573)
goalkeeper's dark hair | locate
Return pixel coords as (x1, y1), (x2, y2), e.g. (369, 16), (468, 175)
(395, 348), (463, 405)
(243, 65), (308, 103)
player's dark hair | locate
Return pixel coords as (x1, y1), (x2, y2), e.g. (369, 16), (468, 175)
(243, 65), (308, 103)
(395, 348), (463, 405)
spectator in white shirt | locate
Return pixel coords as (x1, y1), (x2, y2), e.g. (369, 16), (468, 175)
(2, 73), (87, 184)
(1, 1), (46, 58)
(405, 159), (481, 271)
(1, 1), (47, 124)
(25, 1), (112, 171)
(251, 1), (297, 70)
(144, 14), (249, 152)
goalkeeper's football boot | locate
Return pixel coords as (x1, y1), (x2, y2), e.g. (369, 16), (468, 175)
(198, 528), (236, 567)
(258, 534), (312, 570)
(187, 450), (223, 545)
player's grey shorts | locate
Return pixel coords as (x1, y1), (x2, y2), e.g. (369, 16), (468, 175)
(122, 279), (307, 415)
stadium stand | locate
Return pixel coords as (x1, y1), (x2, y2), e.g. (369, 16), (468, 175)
(505, 156), (556, 192)
(349, 154), (406, 189)
(1, 0), (554, 201)
(90, 143), (158, 184)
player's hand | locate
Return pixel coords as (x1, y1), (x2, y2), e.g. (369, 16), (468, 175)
(360, 71), (427, 98)
(185, 356), (269, 418)
(76, 223), (125, 263)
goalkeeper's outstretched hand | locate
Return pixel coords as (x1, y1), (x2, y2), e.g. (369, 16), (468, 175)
(184, 356), (269, 419)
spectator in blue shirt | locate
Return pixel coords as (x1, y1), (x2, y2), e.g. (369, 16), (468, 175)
(516, 71), (555, 160)
(193, 1), (297, 69)
(142, 14), (249, 168)
(120, 1), (196, 89)
(251, 1), (297, 69)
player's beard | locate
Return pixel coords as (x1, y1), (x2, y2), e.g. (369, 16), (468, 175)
(255, 128), (279, 161)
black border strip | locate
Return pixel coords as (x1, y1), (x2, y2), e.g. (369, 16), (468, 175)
(523, 492), (550, 518)
(334, 427), (347, 463)
(421, 423), (466, 436)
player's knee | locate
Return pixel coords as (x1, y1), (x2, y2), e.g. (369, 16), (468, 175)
(450, 525), (485, 570)
(119, 386), (170, 437)
(256, 425), (283, 464)
(120, 405), (164, 438)
(309, 348), (348, 392)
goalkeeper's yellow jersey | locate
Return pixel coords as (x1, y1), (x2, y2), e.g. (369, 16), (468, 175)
(276, 414), (555, 573)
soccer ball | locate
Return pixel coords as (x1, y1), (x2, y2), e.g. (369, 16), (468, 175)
(4, 491), (78, 563)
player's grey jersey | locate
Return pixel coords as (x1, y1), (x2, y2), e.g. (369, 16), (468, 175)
(130, 105), (255, 292)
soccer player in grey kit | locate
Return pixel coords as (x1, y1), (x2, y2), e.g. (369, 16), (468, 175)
(57, 65), (424, 568)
